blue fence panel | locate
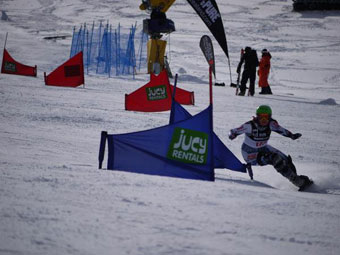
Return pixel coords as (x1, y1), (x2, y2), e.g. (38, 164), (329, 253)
(70, 21), (148, 78)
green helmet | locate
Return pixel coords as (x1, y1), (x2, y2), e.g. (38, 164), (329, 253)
(256, 105), (272, 116)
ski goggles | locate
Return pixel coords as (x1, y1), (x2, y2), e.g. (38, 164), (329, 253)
(258, 113), (270, 120)
(257, 114), (270, 125)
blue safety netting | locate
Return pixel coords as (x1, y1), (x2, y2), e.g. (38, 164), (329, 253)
(70, 21), (148, 78)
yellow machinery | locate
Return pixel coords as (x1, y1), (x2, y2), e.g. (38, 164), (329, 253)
(139, 0), (176, 74)
(139, 0), (176, 13)
(146, 39), (167, 74)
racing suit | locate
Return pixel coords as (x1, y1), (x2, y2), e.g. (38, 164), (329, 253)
(229, 117), (293, 166)
(228, 118), (309, 188)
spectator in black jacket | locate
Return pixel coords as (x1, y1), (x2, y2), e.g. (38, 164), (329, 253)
(236, 47), (259, 96)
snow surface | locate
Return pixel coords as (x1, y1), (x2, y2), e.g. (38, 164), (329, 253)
(1, 0), (340, 254)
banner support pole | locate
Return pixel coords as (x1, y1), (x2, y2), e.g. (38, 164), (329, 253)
(169, 73), (178, 124)
(227, 57), (232, 84)
(4, 32), (8, 50)
(171, 73), (178, 100)
(209, 65), (213, 105)
(209, 65), (214, 181)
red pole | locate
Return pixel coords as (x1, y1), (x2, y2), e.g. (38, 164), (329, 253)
(209, 65), (213, 105)
(209, 65), (214, 179)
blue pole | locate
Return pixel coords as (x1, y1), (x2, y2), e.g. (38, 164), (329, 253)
(75, 26), (82, 55)
(82, 23), (86, 53)
(122, 28), (129, 75)
(115, 29), (118, 76)
(104, 24), (108, 75)
(86, 30), (89, 74)
(70, 26), (76, 58)
(118, 23), (121, 75)
(127, 26), (134, 75)
(96, 21), (102, 74)
(138, 30), (148, 72)
(88, 21), (95, 74)
(127, 26), (132, 75)
(108, 24), (112, 78)
(131, 22), (137, 78)
(105, 24), (108, 75)
(137, 31), (142, 71)
(106, 23), (110, 76)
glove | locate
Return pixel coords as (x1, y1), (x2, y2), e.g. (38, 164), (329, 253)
(229, 132), (237, 140)
(236, 67), (240, 74)
(291, 133), (302, 140)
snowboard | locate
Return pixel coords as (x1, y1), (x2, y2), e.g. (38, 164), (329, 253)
(298, 179), (314, 191)
(235, 48), (244, 95)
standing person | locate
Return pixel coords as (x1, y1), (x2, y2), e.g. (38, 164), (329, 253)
(228, 105), (313, 190)
(236, 46), (259, 96)
(258, 49), (273, 94)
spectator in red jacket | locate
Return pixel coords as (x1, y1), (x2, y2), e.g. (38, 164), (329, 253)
(258, 49), (272, 95)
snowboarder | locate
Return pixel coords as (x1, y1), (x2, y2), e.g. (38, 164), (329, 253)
(228, 105), (312, 190)
(236, 46), (259, 96)
(258, 49), (273, 95)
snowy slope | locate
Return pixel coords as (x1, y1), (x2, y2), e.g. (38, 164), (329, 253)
(1, 0), (340, 255)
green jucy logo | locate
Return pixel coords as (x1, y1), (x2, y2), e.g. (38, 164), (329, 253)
(4, 62), (16, 72)
(167, 127), (208, 164)
(146, 85), (168, 101)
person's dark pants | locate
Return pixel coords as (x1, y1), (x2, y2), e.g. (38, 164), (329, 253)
(260, 86), (273, 94)
(240, 69), (256, 95)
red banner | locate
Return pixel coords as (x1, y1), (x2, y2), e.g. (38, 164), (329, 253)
(125, 70), (194, 112)
(1, 49), (37, 77)
(44, 51), (84, 87)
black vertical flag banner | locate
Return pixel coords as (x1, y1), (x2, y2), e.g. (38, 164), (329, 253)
(200, 35), (215, 77)
(187, 0), (229, 59)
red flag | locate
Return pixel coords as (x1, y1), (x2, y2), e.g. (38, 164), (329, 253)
(1, 48), (37, 77)
(125, 70), (194, 112)
(170, 85), (195, 106)
(44, 51), (84, 87)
